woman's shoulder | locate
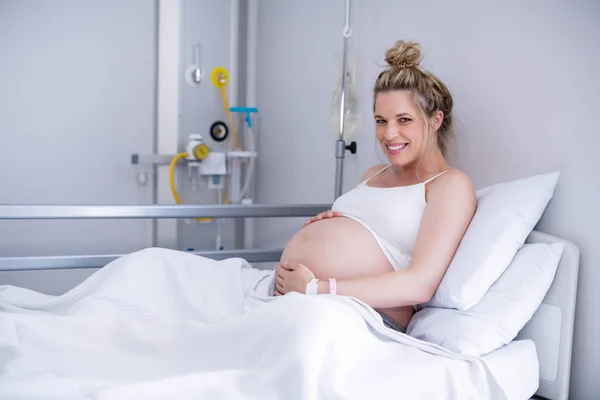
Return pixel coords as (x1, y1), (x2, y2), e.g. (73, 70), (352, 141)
(427, 168), (476, 202)
(435, 167), (473, 186)
(360, 164), (389, 182)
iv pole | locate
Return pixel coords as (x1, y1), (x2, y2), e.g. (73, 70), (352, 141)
(333, 0), (356, 200)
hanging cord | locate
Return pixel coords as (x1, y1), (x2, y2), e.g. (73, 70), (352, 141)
(169, 153), (230, 222)
(169, 152), (189, 205)
(238, 123), (256, 201)
(210, 67), (241, 150)
(219, 84), (241, 149)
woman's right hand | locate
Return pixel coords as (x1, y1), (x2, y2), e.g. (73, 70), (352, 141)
(303, 210), (343, 226)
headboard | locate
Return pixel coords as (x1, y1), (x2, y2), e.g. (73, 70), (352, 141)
(516, 230), (580, 400)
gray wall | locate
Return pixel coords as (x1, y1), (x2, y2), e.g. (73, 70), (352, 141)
(253, 0), (600, 398)
(0, 0), (157, 293)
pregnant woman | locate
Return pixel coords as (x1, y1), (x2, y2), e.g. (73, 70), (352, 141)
(275, 40), (477, 332)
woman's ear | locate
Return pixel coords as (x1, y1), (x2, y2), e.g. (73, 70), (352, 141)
(431, 110), (444, 132)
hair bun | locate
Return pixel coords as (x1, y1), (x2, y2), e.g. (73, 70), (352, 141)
(385, 40), (422, 69)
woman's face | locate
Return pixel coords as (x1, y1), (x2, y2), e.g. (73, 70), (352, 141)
(374, 90), (433, 167)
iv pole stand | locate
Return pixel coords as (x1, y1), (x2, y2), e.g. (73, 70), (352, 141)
(333, 0), (356, 200)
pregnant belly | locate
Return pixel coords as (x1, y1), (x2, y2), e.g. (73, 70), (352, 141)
(280, 217), (394, 280)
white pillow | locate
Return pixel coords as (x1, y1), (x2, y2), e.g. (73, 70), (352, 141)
(425, 172), (560, 310)
(407, 242), (564, 356)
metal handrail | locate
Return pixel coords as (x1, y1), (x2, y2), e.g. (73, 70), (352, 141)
(0, 203), (331, 271)
(0, 203), (331, 220)
(0, 249), (285, 271)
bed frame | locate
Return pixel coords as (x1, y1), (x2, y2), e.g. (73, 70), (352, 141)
(0, 204), (580, 400)
(519, 231), (580, 400)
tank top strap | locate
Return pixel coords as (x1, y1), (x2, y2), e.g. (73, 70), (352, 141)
(363, 164), (391, 184)
(422, 169), (451, 184)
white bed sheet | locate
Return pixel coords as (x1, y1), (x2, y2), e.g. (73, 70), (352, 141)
(0, 248), (529, 399)
(481, 339), (539, 400)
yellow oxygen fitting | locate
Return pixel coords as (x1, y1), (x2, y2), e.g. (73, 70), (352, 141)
(192, 143), (210, 160)
(186, 133), (211, 161)
(211, 66), (240, 149)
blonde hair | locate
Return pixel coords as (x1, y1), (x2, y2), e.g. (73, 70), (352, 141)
(374, 40), (454, 158)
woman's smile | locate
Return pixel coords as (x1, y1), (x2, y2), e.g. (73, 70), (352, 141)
(385, 142), (409, 155)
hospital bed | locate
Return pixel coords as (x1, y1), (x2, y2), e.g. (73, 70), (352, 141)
(0, 203), (579, 400)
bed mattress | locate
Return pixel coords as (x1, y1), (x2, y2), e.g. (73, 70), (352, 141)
(482, 339), (540, 400)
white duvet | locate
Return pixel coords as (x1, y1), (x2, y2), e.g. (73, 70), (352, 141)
(0, 248), (510, 400)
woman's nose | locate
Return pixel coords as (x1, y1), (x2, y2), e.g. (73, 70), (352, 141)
(383, 124), (398, 140)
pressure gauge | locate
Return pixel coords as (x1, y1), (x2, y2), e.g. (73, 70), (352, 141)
(193, 143), (211, 160)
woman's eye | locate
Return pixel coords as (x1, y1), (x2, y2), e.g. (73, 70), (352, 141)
(375, 119), (386, 124)
(398, 118), (411, 123)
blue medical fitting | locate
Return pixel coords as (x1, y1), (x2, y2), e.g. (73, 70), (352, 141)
(230, 106), (258, 128)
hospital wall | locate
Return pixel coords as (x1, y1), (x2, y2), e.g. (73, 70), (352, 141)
(0, 0), (240, 293)
(0, 0), (157, 293)
(252, 0), (600, 398)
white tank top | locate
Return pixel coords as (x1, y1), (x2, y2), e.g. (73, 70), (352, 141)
(331, 165), (450, 271)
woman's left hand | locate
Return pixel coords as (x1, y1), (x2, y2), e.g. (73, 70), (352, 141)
(274, 261), (316, 296)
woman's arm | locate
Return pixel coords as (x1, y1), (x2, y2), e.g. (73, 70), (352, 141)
(316, 169), (476, 308)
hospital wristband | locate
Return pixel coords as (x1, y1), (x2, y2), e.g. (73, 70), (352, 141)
(305, 278), (319, 295)
(329, 278), (337, 295)
(306, 278), (337, 295)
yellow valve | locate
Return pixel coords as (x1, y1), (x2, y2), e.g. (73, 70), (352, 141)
(193, 143), (211, 160)
(211, 66), (230, 87)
